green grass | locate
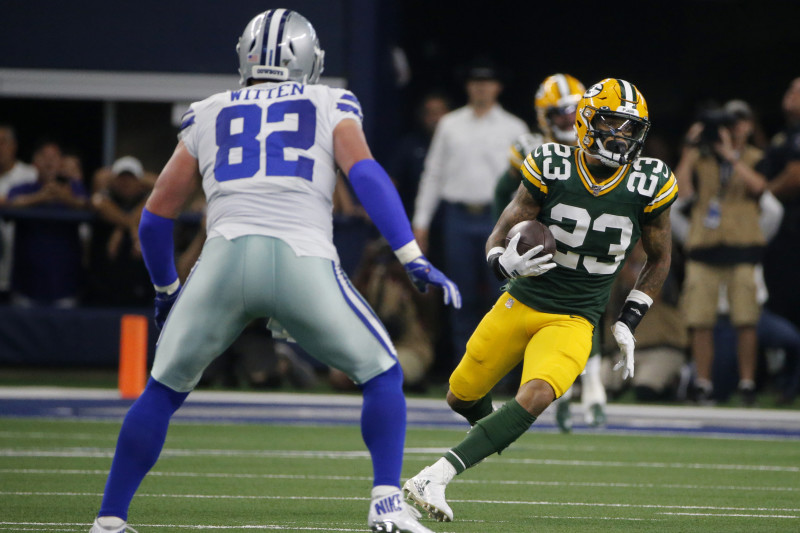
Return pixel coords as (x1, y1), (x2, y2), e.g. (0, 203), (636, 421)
(1, 418), (799, 532)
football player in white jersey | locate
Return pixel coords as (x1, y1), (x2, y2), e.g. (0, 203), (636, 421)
(90, 9), (459, 533)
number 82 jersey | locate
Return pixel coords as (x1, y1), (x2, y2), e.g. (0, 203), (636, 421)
(511, 142), (677, 326)
(179, 81), (364, 262)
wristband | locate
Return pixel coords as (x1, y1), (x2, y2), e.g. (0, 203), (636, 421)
(616, 289), (653, 334)
(394, 240), (423, 265)
(487, 246), (508, 281)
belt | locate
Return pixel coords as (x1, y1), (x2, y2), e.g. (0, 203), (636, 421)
(445, 201), (491, 215)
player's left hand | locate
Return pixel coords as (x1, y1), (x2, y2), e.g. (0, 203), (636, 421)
(154, 285), (181, 331)
(403, 256), (462, 309)
(612, 321), (635, 379)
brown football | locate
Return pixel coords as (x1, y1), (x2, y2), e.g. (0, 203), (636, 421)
(505, 220), (556, 257)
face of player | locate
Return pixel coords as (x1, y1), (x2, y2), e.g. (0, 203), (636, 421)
(548, 107), (577, 132)
(594, 115), (636, 154)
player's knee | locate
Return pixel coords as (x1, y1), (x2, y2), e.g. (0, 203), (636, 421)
(361, 362), (403, 392)
(446, 388), (476, 411)
(516, 379), (556, 416)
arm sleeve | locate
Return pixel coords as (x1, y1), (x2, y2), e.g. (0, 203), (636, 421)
(347, 159), (414, 251)
(138, 208), (179, 288)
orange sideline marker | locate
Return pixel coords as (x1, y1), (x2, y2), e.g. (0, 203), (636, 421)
(119, 314), (148, 399)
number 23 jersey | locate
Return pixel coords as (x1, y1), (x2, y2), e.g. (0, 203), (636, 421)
(179, 82), (364, 262)
(512, 142), (677, 326)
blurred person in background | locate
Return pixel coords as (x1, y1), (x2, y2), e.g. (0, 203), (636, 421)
(412, 56), (528, 367)
(389, 92), (451, 219)
(0, 123), (37, 300)
(86, 156), (152, 307)
(673, 99), (766, 405)
(761, 78), (800, 332)
(7, 139), (89, 307)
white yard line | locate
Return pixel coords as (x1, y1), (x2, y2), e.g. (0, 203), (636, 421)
(2, 468), (798, 493)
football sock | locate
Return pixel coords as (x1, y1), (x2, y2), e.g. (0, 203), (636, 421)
(450, 393), (494, 426)
(98, 378), (189, 520)
(445, 399), (536, 474)
(359, 363), (406, 488)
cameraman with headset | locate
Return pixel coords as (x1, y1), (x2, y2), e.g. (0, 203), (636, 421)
(674, 100), (768, 405)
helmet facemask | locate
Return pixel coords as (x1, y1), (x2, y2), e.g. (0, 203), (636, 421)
(583, 109), (650, 167)
(545, 102), (579, 144)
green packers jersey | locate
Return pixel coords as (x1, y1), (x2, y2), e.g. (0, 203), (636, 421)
(509, 143), (677, 325)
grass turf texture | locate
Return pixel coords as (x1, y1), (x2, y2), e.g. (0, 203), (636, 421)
(1, 418), (798, 532)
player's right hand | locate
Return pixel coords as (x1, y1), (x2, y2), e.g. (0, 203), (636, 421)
(154, 285), (181, 331)
(498, 233), (556, 278)
(403, 256), (462, 309)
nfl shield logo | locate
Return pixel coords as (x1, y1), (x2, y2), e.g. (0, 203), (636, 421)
(505, 298), (514, 309)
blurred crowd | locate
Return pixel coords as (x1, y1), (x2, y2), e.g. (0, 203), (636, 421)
(2, 73), (799, 407)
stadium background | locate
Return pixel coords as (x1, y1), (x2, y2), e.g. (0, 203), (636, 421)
(3, 0), (800, 169)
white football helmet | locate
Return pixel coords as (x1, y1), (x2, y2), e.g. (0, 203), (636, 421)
(237, 9), (325, 87)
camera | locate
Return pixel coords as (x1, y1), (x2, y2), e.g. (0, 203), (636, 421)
(698, 109), (737, 144)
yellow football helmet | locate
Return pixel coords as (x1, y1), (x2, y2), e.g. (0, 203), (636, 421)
(575, 78), (651, 167)
(534, 74), (585, 144)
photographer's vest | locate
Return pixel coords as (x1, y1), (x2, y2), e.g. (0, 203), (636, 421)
(686, 145), (765, 264)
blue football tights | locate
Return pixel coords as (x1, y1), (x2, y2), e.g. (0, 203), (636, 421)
(359, 363), (406, 488)
(99, 364), (405, 519)
(98, 378), (188, 520)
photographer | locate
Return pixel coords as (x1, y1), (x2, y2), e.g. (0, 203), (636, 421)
(674, 100), (768, 405)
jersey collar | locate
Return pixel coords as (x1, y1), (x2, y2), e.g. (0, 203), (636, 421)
(576, 149), (629, 197)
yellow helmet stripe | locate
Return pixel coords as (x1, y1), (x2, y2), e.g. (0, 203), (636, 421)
(521, 154), (548, 194)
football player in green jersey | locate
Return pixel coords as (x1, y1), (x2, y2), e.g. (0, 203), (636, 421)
(404, 78), (677, 523)
(493, 73), (609, 432)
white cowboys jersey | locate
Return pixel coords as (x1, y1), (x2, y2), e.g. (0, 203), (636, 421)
(179, 81), (364, 261)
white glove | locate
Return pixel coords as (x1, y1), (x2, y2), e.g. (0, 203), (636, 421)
(612, 321), (636, 379)
(498, 233), (557, 278)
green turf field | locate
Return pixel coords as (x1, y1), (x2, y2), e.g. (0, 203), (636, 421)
(1, 418), (798, 532)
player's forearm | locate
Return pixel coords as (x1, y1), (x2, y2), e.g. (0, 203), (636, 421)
(634, 209), (672, 299)
(486, 185), (540, 254)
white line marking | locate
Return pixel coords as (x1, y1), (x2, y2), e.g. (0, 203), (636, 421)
(2, 447), (798, 473)
(2, 492), (798, 514)
(659, 512), (799, 519)
(3, 468), (797, 493)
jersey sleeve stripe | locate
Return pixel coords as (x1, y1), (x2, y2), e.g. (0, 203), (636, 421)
(180, 115), (195, 131)
(337, 102), (363, 120)
(509, 144), (524, 168)
(521, 155), (548, 194)
(644, 173), (678, 212)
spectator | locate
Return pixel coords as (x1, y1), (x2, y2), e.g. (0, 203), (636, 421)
(388, 92), (451, 218)
(86, 156), (152, 306)
(760, 77), (800, 331)
(7, 139), (89, 307)
(412, 56), (529, 364)
(673, 100), (767, 405)
(332, 239), (435, 391)
(0, 124), (37, 298)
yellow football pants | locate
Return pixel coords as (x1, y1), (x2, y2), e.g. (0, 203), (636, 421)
(449, 292), (594, 401)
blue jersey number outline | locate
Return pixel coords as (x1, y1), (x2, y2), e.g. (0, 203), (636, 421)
(215, 100), (316, 182)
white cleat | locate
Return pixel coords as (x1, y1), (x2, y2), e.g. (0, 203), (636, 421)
(89, 516), (138, 533)
(403, 462), (454, 522)
(368, 487), (434, 533)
